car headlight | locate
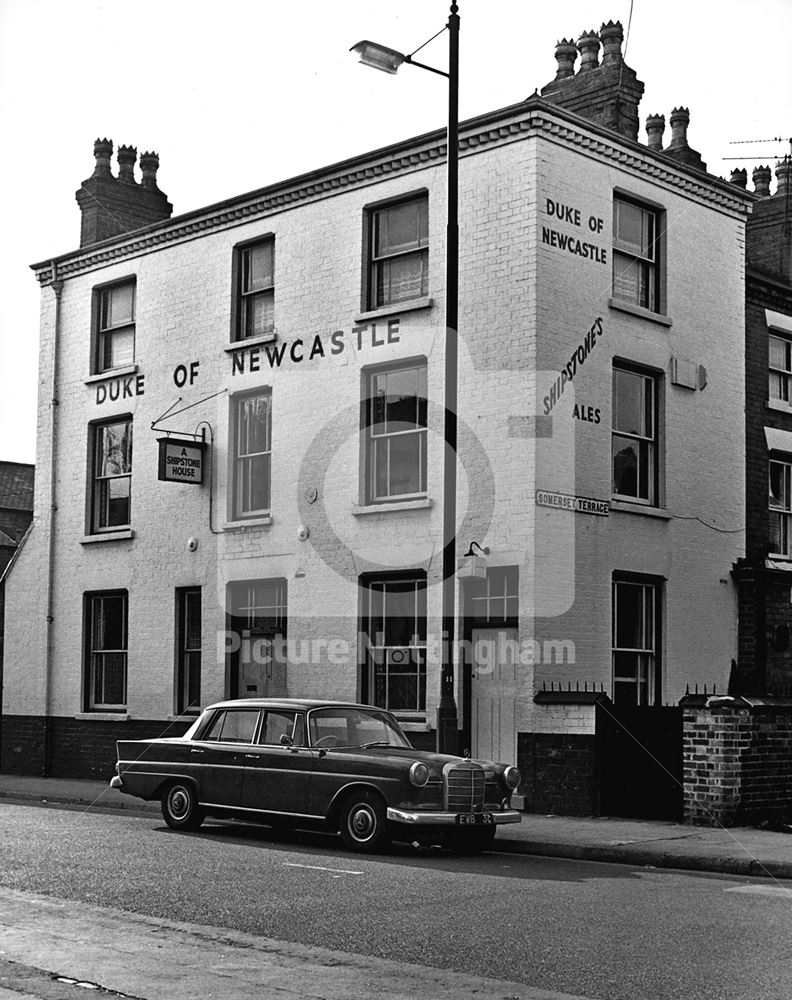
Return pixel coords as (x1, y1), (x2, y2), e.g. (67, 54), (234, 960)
(502, 765), (521, 790)
(409, 761), (430, 787)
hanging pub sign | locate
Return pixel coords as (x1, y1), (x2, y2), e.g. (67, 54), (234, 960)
(157, 437), (206, 485)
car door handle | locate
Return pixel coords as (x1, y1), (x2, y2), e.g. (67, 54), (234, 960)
(190, 748), (205, 755)
(244, 754), (260, 759)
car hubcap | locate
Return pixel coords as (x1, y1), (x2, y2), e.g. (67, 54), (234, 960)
(170, 789), (189, 818)
(350, 805), (375, 841)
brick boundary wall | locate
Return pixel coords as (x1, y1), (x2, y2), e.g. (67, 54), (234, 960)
(1, 716), (192, 780)
(518, 732), (600, 816)
(683, 699), (792, 825)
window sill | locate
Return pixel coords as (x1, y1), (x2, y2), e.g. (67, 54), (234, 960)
(352, 498), (433, 516)
(75, 712), (129, 722)
(608, 298), (673, 327)
(610, 500), (671, 520)
(766, 556), (792, 570)
(84, 364), (139, 385)
(223, 515), (273, 531)
(81, 529), (135, 544)
(224, 332), (277, 352)
(766, 399), (792, 414)
(355, 297), (434, 323)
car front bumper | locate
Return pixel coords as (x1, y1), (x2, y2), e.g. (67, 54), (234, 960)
(386, 807), (521, 826)
(110, 776), (123, 790)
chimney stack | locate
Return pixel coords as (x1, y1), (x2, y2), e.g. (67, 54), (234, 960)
(662, 107), (707, 171)
(730, 168), (748, 189)
(576, 31), (600, 72)
(776, 159), (791, 198)
(753, 165), (772, 198)
(75, 138), (173, 247)
(539, 22), (644, 141)
(645, 114), (665, 152)
(747, 160), (792, 283)
(553, 39), (577, 80)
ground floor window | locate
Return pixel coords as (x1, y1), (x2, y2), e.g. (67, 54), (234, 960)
(360, 574), (426, 712)
(176, 587), (201, 715)
(85, 591), (127, 710)
(612, 576), (661, 706)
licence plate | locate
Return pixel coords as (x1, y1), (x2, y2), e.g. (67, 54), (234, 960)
(456, 812), (493, 825)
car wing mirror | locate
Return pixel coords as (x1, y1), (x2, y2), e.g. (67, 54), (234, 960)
(279, 734), (294, 747)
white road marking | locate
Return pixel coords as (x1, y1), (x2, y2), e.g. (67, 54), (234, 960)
(283, 862), (364, 875)
(726, 885), (792, 899)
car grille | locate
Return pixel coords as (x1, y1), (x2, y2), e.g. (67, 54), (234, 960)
(444, 762), (486, 813)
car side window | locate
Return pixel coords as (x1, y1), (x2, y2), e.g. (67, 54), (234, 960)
(202, 709), (260, 744)
(260, 710), (296, 745)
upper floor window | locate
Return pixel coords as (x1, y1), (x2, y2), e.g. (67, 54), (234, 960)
(368, 195), (428, 309)
(612, 364), (658, 505)
(769, 334), (792, 403)
(86, 590), (128, 711)
(364, 361), (427, 503)
(92, 418), (132, 532)
(233, 390), (272, 518)
(769, 458), (792, 557)
(95, 280), (135, 373)
(235, 239), (274, 341)
(613, 197), (660, 312)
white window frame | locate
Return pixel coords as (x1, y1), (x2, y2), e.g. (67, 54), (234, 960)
(233, 390), (272, 518)
(769, 334), (792, 403)
(92, 418), (133, 532)
(362, 576), (427, 714)
(612, 578), (658, 707)
(612, 365), (658, 505)
(236, 239), (275, 342)
(769, 458), (792, 558)
(87, 591), (128, 711)
(95, 280), (135, 374)
(612, 197), (660, 313)
(368, 195), (428, 309)
(365, 361), (428, 504)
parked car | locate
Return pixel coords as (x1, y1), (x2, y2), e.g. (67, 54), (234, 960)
(110, 698), (521, 853)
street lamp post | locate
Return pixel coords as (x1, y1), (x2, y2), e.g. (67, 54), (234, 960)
(352, 3), (461, 754)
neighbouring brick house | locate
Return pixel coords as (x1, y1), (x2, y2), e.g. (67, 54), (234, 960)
(0, 462), (34, 761)
(689, 158), (792, 827)
(2, 22), (755, 819)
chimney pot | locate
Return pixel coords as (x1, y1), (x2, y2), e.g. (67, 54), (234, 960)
(599, 20), (624, 66)
(753, 165), (772, 198)
(117, 144), (138, 185)
(730, 167), (748, 189)
(775, 159), (791, 198)
(139, 151), (161, 192)
(553, 38), (578, 80)
(576, 30), (600, 72)
(668, 107), (690, 149)
(645, 114), (665, 151)
(92, 138), (114, 178)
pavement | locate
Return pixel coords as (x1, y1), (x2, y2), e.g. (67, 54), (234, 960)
(1, 772), (791, 879)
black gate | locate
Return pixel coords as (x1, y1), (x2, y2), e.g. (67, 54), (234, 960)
(597, 704), (683, 820)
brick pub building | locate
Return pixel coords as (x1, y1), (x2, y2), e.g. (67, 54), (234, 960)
(2, 22), (771, 821)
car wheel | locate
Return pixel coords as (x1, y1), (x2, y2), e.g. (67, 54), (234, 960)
(161, 781), (205, 831)
(338, 791), (390, 853)
(449, 825), (497, 855)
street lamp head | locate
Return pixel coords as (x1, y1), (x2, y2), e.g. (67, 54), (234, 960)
(350, 40), (406, 74)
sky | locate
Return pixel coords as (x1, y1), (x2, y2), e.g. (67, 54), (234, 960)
(0, 0), (790, 466)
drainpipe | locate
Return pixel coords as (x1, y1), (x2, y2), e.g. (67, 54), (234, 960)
(43, 262), (63, 776)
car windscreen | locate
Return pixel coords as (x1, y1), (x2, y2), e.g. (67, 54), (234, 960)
(308, 707), (411, 748)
